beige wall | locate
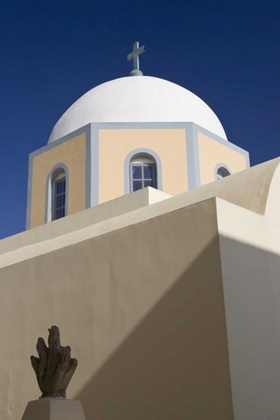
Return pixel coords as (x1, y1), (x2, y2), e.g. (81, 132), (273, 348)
(2, 158), (280, 419)
(198, 132), (247, 185)
(0, 199), (234, 420)
(98, 128), (188, 203)
(30, 133), (86, 229)
(217, 200), (280, 419)
(1, 189), (171, 257)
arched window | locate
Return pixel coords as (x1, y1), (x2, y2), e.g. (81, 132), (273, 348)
(216, 166), (231, 180)
(130, 155), (157, 192)
(52, 170), (66, 220)
(45, 164), (69, 223)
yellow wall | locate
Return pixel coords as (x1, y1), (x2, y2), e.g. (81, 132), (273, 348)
(198, 132), (247, 185)
(29, 128), (248, 229)
(30, 133), (86, 229)
(98, 128), (188, 203)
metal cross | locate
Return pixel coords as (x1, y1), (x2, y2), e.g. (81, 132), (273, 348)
(127, 41), (146, 76)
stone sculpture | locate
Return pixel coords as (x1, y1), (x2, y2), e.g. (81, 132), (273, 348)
(31, 326), (78, 398)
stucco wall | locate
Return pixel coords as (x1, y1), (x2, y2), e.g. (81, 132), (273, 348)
(215, 165), (280, 419)
(198, 132), (247, 185)
(29, 133), (86, 229)
(98, 128), (188, 203)
(1, 189), (171, 256)
(218, 206), (280, 419)
(27, 124), (250, 229)
(7, 158), (278, 259)
(0, 199), (234, 420)
(2, 158), (280, 419)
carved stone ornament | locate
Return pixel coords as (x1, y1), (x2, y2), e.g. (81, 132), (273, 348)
(31, 326), (78, 398)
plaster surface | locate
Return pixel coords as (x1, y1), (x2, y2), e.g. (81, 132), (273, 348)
(30, 133), (86, 228)
(3, 157), (277, 260)
(48, 76), (227, 142)
(0, 158), (280, 419)
(0, 198), (233, 420)
(216, 163), (280, 419)
(0, 188), (171, 256)
(99, 128), (188, 202)
(198, 132), (248, 184)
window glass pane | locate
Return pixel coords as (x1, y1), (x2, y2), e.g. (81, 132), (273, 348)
(144, 179), (153, 187)
(133, 181), (142, 191)
(143, 165), (154, 179)
(55, 209), (62, 219)
(56, 181), (62, 194)
(144, 180), (153, 188)
(132, 166), (142, 179)
(217, 167), (230, 179)
(53, 175), (66, 221)
(56, 195), (63, 208)
(56, 179), (66, 194)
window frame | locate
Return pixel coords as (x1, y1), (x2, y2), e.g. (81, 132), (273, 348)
(130, 162), (157, 192)
(124, 149), (163, 195)
(45, 163), (69, 223)
(52, 176), (66, 220)
(215, 164), (232, 181)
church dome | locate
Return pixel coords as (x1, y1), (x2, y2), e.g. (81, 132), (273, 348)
(48, 76), (227, 143)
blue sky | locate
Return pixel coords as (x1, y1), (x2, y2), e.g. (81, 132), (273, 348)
(0, 0), (279, 239)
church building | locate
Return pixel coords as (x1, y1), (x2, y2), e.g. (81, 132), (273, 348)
(0, 43), (280, 420)
(26, 41), (249, 229)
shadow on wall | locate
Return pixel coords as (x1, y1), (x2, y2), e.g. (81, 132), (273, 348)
(75, 236), (234, 420)
(217, 235), (280, 420)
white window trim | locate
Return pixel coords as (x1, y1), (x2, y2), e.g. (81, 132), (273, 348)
(124, 148), (163, 194)
(214, 163), (232, 181)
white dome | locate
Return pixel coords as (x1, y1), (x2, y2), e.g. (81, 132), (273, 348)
(48, 76), (227, 143)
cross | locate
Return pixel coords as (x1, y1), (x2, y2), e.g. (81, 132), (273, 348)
(127, 41), (146, 76)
